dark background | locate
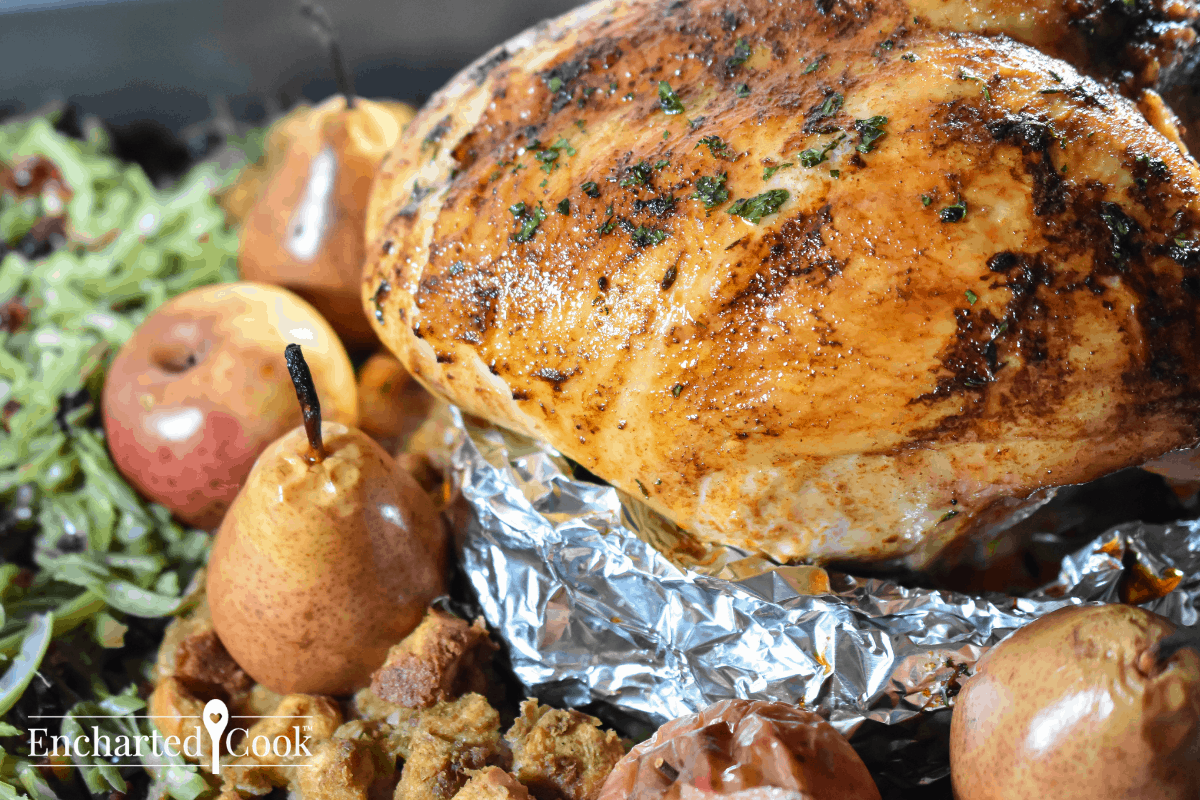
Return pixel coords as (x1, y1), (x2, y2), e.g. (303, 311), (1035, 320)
(0, 0), (583, 129)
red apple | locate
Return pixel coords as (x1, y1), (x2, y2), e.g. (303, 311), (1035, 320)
(102, 282), (357, 530)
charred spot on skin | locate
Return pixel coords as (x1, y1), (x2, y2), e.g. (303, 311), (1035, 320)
(540, 43), (622, 114)
(733, 205), (842, 304)
(470, 47), (509, 85)
(661, 263), (679, 290)
(987, 252), (1019, 273)
(987, 114), (1066, 216)
(511, 388), (530, 401)
(436, 352), (455, 364)
(422, 116), (453, 152)
(372, 281), (392, 323)
(1099, 202), (1141, 270)
(633, 195), (678, 217)
(396, 181), (433, 218)
(1131, 153), (1170, 191)
(912, 251), (1064, 413)
(533, 367), (571, 390)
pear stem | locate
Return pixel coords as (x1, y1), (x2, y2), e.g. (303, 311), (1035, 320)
(284, 344), (325, 463)
(299, 1), (356, 109)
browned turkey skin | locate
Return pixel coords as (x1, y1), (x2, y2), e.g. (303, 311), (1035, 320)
(364, 0), (1200, 567)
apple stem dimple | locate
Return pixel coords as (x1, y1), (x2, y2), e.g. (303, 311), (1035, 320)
(284, 343), (325, 463)
(1150, 624), (1200, 668)
(299, 2), (356, 109)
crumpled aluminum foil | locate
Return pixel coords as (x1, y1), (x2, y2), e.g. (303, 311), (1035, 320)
(444, 409), (1200, 785)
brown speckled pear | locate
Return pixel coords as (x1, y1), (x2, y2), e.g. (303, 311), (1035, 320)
(206, 416), (446, 696)
(950, 604), (1200, 800)
(237, 95), (414, 348)
(356, 351), (434, 447)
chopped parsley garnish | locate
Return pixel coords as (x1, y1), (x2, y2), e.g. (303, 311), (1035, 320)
(512, 202), (547, 242)
(631, 226), (668, 247)
(557, 198), (570, 215)
(582, 180), (600, 198)
(939, 196), (968, 222)
(696, 135), (740, 161)
(965, 289), (978, 305)
(959, 70), (992, 102)
(735, 83), (751, 98)
(728, 189), (790, 223)
(658, 81), (685, 115)
(921, 194), (932, 206)
(654, 159), (670, 170)
(552, 136), (577, 156)
(635, 478), (650, 497)
(727, 37), (752, 69)
(1049, 70), (1063, 82)
(799, 134), (845, 167)
(509, 201), (527, 217)
(802, 54), (828, 74)
(691, 172), (730, 209)
(939, 510), (959, 523)
(901, 53), (917, 62)
(830, 169), (840, 178)
(818, 92), (844, 118)
(534, 137), (576, 173)
(547, 76), (564, 93)
(1100, 202), (1136, 265)
(619, 160), (654, 188)
(599, 205), (616, 234)
(854, 116), (888, 153)
(763, 162), (794, 180)
(672, 383), (684, 397)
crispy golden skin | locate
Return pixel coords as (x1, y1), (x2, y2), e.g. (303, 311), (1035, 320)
(364, 0), (1200, 567)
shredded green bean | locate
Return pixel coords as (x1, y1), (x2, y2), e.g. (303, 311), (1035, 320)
(0, 112), (254, 799)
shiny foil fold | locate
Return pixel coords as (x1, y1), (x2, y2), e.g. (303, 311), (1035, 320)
(445, 410), (1200, 784)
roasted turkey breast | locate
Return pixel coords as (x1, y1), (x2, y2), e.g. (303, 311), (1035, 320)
(363, 0), (1200, 567)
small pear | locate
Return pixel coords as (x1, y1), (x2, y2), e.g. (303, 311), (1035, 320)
(356, 351), (434, 448)
(950, 604), (1200, 800)
(235, 95), (413, 348)
(207, 344), (446, 695)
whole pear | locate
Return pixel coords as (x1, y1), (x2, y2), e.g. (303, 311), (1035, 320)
(236, 96), (414, 348)
(207, 347), (446, 695)
(950, 604), (1200, 800)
